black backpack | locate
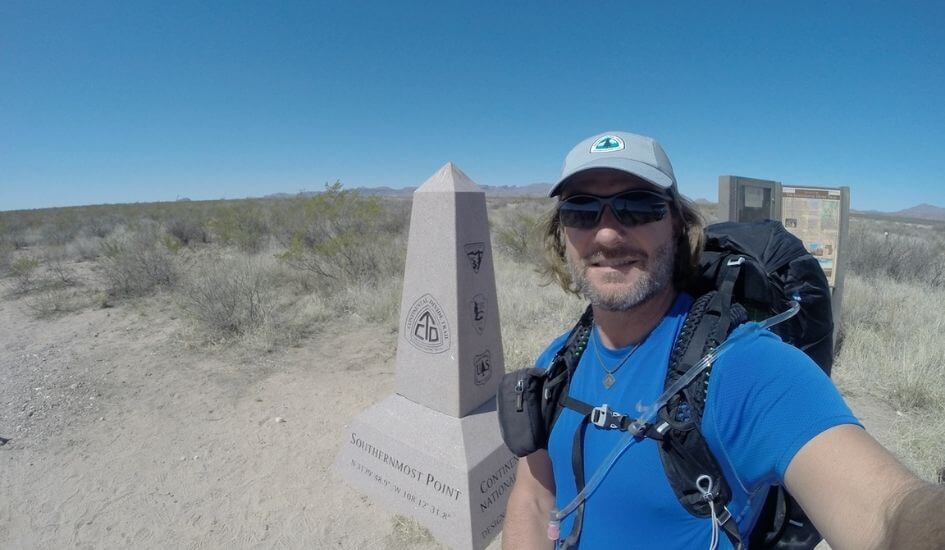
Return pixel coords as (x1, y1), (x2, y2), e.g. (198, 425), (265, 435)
(496, 220), (834, 549)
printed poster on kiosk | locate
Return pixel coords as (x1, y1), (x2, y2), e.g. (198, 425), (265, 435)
(781, 186), (841, 287)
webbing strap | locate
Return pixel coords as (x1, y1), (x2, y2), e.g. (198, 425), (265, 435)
(719, 508), (744, 550)
(560, 415), (591, 550)
(560, 396), (595, 417)
(715, 260), (742, 343)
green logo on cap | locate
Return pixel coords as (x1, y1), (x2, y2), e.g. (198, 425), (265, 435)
(590, 135), (625, 153)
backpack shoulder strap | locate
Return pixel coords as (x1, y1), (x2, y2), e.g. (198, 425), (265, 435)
(541, 305), (594, 435)
(657, 287), (748, 549)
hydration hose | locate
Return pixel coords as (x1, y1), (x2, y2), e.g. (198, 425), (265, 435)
(547, 301), (801, 543)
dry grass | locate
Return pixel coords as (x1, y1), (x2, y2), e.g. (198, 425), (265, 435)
(493, 251), (585, 372)
(833, 272), (945, 481)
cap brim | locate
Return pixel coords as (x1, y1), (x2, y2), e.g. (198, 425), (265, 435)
(549, 158), (675, 197)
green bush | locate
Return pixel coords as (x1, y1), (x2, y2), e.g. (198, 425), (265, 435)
(179, 255), (271, 339)
(208, 203), (270, 252)
(166, 217), (209, 246)
(41, 210), (82, 246)
(278, 183), (407, 288)
(489, 198), (551, 266)
(99, 226), (178, 297)
(9, 256), (41, 293)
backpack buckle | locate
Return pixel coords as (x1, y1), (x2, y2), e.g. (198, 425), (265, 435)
(727, 256), (746, 267)
(590, 404), (624, 429)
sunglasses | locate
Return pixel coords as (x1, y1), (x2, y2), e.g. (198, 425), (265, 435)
(558, 189), (670, 229)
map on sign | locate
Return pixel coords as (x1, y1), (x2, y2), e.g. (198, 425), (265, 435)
(781, 186), (841, 287)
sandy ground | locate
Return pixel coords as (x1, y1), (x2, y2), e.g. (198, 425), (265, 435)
(0, 291), (897, 549)
(0, 292), (459, 549)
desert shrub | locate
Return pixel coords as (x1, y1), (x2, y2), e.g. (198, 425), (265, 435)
(489, 198), (552, 266)
(278, 183), (407, 289)
(84, 214), (119, 238)
(9, 256), (41, 293)
(6, 226), (41, 249)
(0, 242), (11, 275)
(179, 255), (272, 338)
(99, 225), (178, 297)
(208, 203), (270, 252)
(166, 217), (209, 246)
(42, 246), (78, 286)
(25, 287), (90, 317)
(66, 235), (104, 261)
(177, 254), (332, 348)
(846, 222), (945, 286)
(40, 210), (83, 246)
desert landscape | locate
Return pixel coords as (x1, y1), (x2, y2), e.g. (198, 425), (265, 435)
(2, 190), (944, 549)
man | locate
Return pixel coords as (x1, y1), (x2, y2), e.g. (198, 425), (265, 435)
(502, 131), (945, 549)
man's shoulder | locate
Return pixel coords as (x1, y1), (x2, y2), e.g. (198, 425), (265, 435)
(707, 323), (836, 411)
(717, 324), (821, 374)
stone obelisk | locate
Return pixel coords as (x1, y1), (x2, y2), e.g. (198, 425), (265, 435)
(335, 163), (517, 550)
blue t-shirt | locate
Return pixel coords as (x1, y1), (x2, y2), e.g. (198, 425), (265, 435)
(539, 293), (860, 549)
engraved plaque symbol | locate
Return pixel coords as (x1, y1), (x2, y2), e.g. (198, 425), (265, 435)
(404, 294), (451, 353)
(473, 350), (492, 386)
(470, 294), (486, 335)
(464, 242), (485, 273)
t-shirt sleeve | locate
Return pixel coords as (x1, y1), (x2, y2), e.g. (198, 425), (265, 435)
(703, 326), (862, 489)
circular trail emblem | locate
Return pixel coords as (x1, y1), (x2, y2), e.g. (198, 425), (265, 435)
(404, 294), (451, 354)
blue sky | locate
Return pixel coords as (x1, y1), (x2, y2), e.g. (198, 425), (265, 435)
(2, 1), (944, 212)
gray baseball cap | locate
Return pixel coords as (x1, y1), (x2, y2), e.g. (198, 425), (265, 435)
(549, 131), (677, 197)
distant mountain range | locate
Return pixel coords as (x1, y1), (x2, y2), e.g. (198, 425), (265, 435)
(264, 183), (554, 200)
(892, 203), (945, 220)
(853, 203), (945, 222)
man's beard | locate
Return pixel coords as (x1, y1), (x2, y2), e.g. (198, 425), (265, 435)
(567, 238), (676, 312)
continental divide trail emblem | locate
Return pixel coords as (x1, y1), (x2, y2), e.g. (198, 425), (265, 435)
(405, 294), (451, 354)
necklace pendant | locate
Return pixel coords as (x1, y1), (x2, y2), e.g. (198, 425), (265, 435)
(602, 372), (616, 389)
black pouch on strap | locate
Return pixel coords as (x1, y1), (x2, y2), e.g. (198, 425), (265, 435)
(497, 306), (594, 458)
(497, 367), (549, 457)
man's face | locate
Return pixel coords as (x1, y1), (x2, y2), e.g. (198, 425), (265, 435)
(560, 168), (677, 312)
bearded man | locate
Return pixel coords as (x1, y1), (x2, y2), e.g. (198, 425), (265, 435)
(501, 131), (945, 549)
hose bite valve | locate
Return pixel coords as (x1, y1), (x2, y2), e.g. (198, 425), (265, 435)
(548, 517), (561, 541)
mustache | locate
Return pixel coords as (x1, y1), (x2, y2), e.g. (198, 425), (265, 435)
(582, 245), (648, 265)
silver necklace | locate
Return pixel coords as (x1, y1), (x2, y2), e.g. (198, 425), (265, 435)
(592, 326), (642, 389)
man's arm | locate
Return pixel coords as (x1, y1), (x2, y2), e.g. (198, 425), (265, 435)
(502, 450), (556, 550)
(785, 424), (945, 549)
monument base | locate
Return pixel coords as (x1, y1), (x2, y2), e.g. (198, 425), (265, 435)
(336, 394), (517, 550)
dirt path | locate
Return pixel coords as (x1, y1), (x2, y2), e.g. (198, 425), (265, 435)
(0, 294), (451, 549)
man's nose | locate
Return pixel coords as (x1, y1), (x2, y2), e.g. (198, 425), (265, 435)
(593, 205), (627, 241)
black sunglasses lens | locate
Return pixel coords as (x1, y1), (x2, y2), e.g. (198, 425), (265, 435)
(611, 193), (669, 226)
(559, 196), (603, 229)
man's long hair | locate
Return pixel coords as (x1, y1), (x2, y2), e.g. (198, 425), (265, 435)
(540, 185), (705, 295)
